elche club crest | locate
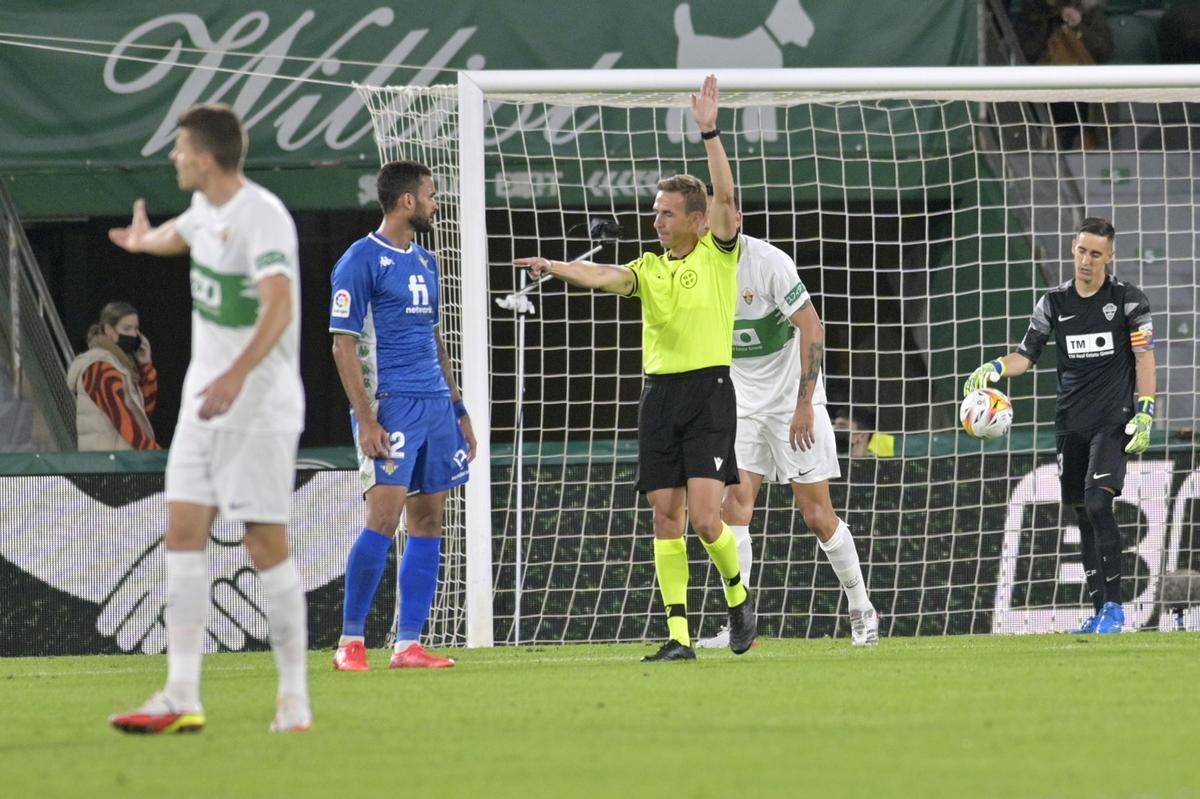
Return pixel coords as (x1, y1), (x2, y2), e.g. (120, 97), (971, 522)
(1103, 302), (1117, 321)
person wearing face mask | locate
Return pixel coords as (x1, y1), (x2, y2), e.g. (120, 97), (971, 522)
(66, 300), (159, 450)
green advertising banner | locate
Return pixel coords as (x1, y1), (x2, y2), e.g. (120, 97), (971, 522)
(0, 1), (977, 217)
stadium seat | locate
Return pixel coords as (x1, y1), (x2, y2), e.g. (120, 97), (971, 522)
(1108, 13), (1162, 63)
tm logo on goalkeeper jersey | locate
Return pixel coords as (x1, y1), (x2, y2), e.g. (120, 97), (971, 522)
(1066, 332), (1113, 359)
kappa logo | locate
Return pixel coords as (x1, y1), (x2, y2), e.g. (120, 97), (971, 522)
(380, 255), (394, 268)
(418, 254), (431, 270)
(1103, 302), (1117, 321)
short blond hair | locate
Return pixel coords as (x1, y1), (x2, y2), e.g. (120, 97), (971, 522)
(656, 174), (707, 215)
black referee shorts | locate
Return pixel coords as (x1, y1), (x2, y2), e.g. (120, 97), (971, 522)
(635, 366), (740, 493)
(1056, 424), (1128, 505)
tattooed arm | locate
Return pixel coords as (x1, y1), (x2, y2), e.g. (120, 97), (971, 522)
(788, 303), (825, 452)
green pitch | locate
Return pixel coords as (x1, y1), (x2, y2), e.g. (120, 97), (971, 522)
(3, 634), (1197, 799)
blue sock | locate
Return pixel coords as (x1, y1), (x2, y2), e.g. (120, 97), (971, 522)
(341, 528), (393, 637)
(397, 536), (441, 642)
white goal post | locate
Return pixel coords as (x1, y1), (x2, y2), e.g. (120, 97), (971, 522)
(359, 66), (1200, 647)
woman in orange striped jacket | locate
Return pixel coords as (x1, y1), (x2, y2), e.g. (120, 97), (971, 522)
(65, 301), (159, 450)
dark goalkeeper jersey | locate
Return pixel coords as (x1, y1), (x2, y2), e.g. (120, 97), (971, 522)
(1017, 276), (1154, 433)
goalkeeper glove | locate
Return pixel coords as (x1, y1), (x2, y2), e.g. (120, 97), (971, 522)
(964, 359), (1005, 396)
(1124, 396), (1154, 454)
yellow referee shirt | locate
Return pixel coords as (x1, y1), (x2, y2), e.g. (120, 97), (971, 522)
(625, 231), (740, 375)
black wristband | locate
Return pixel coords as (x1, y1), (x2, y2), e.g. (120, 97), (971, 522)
(700, 128), (720, 140)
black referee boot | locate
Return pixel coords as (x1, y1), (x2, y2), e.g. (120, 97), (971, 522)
(641, 640), (696, 662)
(728, 592), (757, 655)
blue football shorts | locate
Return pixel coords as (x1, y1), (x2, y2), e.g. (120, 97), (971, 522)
(352, 394), (470, 495)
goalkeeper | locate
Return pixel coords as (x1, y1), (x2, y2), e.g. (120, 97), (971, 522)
(516, 75), (754, 661)
(964, 217), (1156, 635)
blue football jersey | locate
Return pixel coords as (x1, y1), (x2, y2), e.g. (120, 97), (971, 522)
(328, 232), (448, 397)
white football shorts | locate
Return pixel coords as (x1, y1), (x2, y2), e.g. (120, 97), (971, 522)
(734, 404), (840, 484)
(165, 421), (299, 524)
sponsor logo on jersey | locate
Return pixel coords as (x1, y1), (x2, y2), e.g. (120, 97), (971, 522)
(190, 261), (259, 328)
(784, 281), (808, 307)
(1065, 331), (1114, 359)
(1103, 302), (1117, 321)
(406, 274), (434, 314)
(254, 250), (289, 272)
(332, 289), (352, 318)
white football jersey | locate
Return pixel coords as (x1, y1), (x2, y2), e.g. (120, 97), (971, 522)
(731, 235), (825, 416)
(174, 181), (304, 433)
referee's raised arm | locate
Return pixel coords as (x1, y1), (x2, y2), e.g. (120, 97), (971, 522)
(693, 74), (736, 243)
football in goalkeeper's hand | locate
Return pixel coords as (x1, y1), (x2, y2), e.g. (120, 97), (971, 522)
(959, 387), (1013, 440)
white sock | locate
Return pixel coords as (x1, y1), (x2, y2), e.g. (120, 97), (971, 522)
(730, 524), (753, 590)
(338, 635), (364, 647)
(258, 559), (309, 704)
(164, 550), (208, 709)
(818, 520), (872, 611)
(393, 638), (417, 653)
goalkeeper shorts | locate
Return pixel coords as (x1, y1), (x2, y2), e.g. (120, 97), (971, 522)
(735, 404), (840, 484)
(1056, 424), (1127, 504)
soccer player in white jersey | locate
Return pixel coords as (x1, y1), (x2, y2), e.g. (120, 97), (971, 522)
(106, 104), (310, 734)
(696, 215), (879, 648)
(329, 161), (476, 671)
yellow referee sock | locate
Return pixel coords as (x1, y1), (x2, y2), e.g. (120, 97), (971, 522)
(702, 524), (748, 608)
(653, 537), (690, 646)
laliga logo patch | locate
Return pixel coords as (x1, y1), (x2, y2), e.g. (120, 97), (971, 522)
(1103, 302), (1117, 321)
(331, 289), (351, 318)
(680, 269), (698, 289)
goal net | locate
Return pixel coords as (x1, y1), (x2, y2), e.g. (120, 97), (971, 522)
(357, 67), (1200, 646)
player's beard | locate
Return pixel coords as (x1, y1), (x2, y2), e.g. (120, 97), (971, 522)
(411, 211), (434, 234)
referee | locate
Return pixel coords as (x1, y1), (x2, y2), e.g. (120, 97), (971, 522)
(965, 217), (1157, 635)
(516, 74), (754, 661)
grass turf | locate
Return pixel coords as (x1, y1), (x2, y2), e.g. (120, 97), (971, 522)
(2, 634), (1197, 799)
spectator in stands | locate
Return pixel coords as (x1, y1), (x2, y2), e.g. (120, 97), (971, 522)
(833, 407), (894, 458)
(66, 300), (159, 450)
(1016, 0), (1114, 149)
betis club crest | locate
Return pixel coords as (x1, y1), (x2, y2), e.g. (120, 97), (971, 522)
(1103, 302), (1117, 321)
